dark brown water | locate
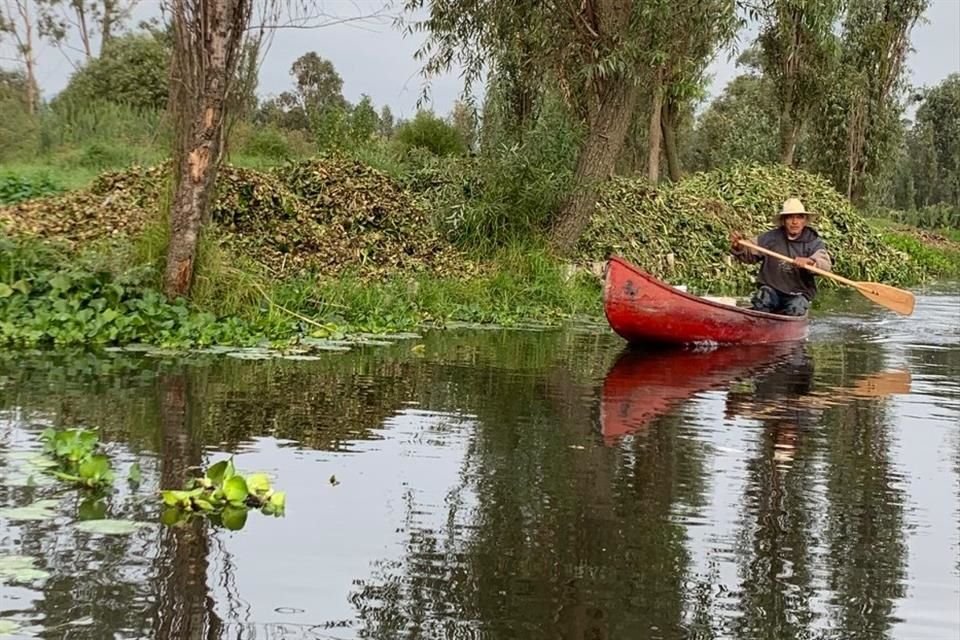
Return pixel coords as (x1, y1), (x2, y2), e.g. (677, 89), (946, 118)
(0, 290), (957, 639)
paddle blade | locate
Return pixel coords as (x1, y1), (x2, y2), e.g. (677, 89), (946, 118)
(854, 281), (916, 316)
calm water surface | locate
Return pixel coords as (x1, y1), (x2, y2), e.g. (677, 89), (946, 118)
(0, 290), (957, 639)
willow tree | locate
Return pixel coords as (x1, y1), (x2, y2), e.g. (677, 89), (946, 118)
(810, 0), (927, 204)
(648, 0), (738, 182)
(409, 0), (721, 252)
(756, 0), (843, 166)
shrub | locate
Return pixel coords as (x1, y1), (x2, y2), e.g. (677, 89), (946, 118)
(394, 110), (467, 157)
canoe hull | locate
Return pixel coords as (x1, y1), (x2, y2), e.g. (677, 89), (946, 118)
(603, 256), (808, 346)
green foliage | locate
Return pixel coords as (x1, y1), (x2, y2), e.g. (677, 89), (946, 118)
(755, 0), (843, 162)
(879, 230), (960, 279)
(807, 0), (927, 204)
(53, 33), (170, 111)
(0, 173), (63, 204)
(0, 234), (284, 348)
(161, 457), (286, 530)
(395, 110), (467, 156)
(410, 97), (582, 251)
(903, 74), (960, 210)
(350, 94), (380, 143)
(39, 427), (115, 490)
(687, 74), (780, 171)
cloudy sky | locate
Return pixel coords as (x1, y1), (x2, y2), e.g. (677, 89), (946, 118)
(24, 0), (960, 119)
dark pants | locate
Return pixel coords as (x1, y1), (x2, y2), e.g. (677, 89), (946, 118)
(751, 285), (810, 316)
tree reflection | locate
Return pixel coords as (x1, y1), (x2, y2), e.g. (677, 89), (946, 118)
(152, 372), (224, 639)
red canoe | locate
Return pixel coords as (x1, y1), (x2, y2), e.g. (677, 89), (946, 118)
(603, 256), (808, 345)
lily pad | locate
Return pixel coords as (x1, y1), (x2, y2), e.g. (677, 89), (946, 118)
(121, 343), (155, 352)
(225, 351), (274, 360)
(0, 555), (50, 583)
(0, 619), (21, 636)
(4, 472), (55, 488)
(349, 339), (395, 347)
(0, 499), (60, 521)
(280, 354), (324, 361)
(74, 519), (150, 535)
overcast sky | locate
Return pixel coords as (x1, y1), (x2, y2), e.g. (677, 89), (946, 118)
(23, 0), (960, 119)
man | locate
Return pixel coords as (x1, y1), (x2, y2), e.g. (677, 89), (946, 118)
(730, 198), (831, 317)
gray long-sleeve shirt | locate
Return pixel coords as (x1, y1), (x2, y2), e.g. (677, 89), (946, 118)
(732, 226), (832, 300)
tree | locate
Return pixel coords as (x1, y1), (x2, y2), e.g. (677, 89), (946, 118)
(35, 0), (140, 60)
(809, 0), (927, 204)
(687, 73), (780, 171)
(378, 104), (394, 137)
(394, 109), (466, 156)
(53, 31), (170, 110)
(756, 0), (843, 166)
(0, 0), (41, 113)
(449, 99), (477, 151)
(162, 0), (254, 299)
(405, 0), (737, 252)
(349, 93), (379, 143)
(650, 0), (738, 182)
(291, 51), (346, 115)
(914, 73), (960, 207)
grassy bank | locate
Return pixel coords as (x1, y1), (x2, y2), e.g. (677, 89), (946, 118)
(1, 155), (956, 350)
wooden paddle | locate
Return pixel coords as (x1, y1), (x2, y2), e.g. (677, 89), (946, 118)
(737, 239), (915, 316)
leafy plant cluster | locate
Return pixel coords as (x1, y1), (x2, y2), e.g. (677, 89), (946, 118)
(38, 427), (118, 490)
(0, 173), (63, 205)
(0, 234), (290, 348)
(161, 458), (286, 531)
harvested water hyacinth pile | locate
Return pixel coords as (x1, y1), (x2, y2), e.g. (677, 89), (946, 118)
(0, 156), (468, 278)
(578, 163), (922, 293)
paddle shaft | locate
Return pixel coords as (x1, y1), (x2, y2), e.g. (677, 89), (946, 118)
(737, 239), (857, 287)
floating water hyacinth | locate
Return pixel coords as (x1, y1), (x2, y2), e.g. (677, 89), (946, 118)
(161, 457), (286, 531)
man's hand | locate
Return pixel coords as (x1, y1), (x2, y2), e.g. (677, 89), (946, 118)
(730, 231), (744, 249)
(793, 256), (815, 268)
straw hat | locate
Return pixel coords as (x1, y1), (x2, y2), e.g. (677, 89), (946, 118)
(776, 197), (819, 222)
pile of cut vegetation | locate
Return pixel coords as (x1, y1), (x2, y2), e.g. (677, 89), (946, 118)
(0, 156), (468, 278)
(579, 163), (921, 293)
(259, 156), (466, 277)
(0, 165), (165, 243)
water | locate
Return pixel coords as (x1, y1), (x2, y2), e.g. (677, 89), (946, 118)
(0, 291), (957, 639)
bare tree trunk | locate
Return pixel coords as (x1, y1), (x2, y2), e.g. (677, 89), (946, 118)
(14, 0), (39, 114)
(163, 0), (252, 299)
(100, 0), (117, 51)
(75, 0), (93, 58)
(647, 70), (664, 183)
(779, 110), (800, 166)
(661, 99), (682, 182)
(548, 81), (639, 254)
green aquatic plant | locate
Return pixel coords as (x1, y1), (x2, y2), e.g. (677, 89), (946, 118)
(38, 427), (115, 490)
(161, 457), (286, 530)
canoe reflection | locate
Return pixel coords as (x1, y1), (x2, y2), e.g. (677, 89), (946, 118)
(599, 343), (911, 445)
(599, 343), (801, 444)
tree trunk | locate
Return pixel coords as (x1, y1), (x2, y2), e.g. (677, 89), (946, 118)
(75, 1), (92, 59)
(548, 81), (639, 254)
(100, 0), (117, 51)
(647, 71), (664, 183)
(779, 111), (800, 166)
(163, 0), (251, 299)
(16, 0), (38, 114)
(661, 99), (681, 182)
